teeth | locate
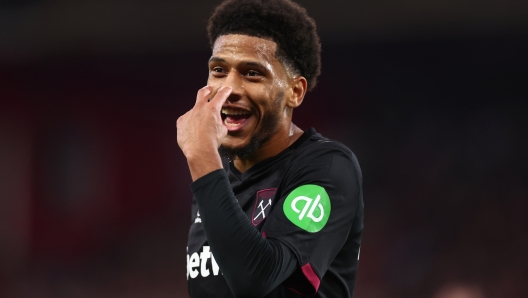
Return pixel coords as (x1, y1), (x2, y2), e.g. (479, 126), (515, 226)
(221, 108), (250, 115)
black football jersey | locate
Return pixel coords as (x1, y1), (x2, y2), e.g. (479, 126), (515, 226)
(187, 128), (363, 297)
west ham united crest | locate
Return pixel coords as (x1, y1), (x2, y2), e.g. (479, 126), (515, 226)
(252, 188), (277, 226)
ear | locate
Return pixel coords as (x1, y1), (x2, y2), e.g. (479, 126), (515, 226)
(286, 76), (307, 108)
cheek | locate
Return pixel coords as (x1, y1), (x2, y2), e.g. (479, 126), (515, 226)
(206, 75), (217, 86)
(206, 79), (223, 96)
(251, 88), (275, 115)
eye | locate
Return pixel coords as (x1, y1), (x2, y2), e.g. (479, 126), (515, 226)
(246, 70), (261, 77)
(212, 67), (225, 73)
(210, 66), (227, 77)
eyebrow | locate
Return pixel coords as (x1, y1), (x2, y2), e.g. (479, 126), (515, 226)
(243, 61), (268, 70)
(209, 56), (226, 64)
(209, 56), (269, 71)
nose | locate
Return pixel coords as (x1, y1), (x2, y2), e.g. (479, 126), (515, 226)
(221, 70), (243, 101)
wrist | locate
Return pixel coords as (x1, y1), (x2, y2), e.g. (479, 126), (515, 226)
(186, 150), (223, 181)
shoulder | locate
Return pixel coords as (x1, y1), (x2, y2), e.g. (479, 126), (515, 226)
(281, 129), (362, 193)
(293, 129), (361, 173)
(297, 128), (355, 155)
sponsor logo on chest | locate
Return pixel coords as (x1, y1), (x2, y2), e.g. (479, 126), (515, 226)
(187, 246), (221, 279)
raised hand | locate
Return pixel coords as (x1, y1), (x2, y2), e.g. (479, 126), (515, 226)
(176, 86), (233, 181)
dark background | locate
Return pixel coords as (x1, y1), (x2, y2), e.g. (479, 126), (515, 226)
(1, 1), (527, 297)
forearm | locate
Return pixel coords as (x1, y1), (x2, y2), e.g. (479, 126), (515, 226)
(191, 169), (297, 297)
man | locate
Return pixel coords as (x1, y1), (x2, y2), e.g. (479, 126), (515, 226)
(177, 0), (363, 297)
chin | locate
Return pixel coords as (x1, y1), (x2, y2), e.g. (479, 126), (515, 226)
(219, 135), (261, 161)
(222, 134), (250, 148)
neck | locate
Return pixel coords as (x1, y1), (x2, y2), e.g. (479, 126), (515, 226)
(233, 123), (303, 173)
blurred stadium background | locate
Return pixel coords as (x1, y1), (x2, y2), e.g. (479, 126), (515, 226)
(1, 0), (527, 297)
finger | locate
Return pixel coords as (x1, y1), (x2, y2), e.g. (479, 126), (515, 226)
(195, 86), (213, 105)
(210, 86), (232, 110)
(176, 112), (186, 128)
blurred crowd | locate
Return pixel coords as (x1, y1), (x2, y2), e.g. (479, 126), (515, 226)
(1, 35), (527, 297)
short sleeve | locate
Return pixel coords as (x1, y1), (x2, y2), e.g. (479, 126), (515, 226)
(262, 144), (362, 295)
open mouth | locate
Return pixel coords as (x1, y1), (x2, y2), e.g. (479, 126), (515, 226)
(221, 107), (252, 130)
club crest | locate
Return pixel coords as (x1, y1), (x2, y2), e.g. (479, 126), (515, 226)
(252, 188), (277, 226)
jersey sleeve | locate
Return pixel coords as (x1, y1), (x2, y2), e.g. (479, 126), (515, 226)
(190, 169), (300, 298)
(261, 144), (363, 295)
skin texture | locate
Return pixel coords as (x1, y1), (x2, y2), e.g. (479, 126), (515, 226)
(177, 34), (308, 180)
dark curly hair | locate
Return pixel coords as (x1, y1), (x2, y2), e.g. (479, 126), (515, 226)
(207, 0), (321, 91)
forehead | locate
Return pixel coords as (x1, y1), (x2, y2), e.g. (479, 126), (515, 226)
(211, 34), (278, 64)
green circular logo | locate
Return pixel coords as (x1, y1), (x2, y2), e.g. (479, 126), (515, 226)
(283, 184), (331, 233)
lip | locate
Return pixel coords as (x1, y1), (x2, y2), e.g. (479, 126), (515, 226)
(221, 104), (254, 132)
(224, 115), (252, 132)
